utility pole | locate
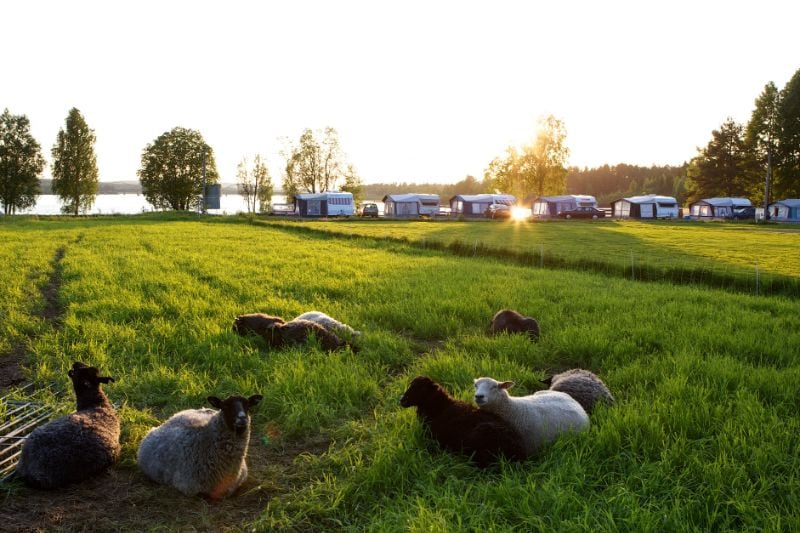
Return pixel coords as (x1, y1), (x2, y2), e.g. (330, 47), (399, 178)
(202, 146), (207, 215)
(763, 142), (772, 221)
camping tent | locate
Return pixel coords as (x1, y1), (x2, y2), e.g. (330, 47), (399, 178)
(449, 194), (516, 217)
(767, 199), (800, 222)
(294, 191), (354, 217)
(531, 195), (598, 218)
(689, 198), (751, 219)
(612, 194), (679, 219)
(382, 193), (440, 217)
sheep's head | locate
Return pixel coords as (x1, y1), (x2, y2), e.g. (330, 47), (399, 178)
(68, 362), (114, 393)
(208, 394), (263, 436)
(473, 377), (514, 407)
(233, 313), (285, 337)
(400, 376), (441, 408)
(67, 362), (115, 410)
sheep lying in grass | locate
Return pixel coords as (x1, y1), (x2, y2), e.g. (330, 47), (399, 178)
(473, 377), (588, 456)
(137, 394), (263, 499)
(489, 309), (540, 341)
(542, 369), (615, 414)
(233, 313), (285, 337)
(400, 376), (526, 467)
(263, 319), (351, 352)
(294, 311), (361, 338)
(16, 362), (121, 489)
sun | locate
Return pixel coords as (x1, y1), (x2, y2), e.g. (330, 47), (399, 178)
(511, 206), (531, 221)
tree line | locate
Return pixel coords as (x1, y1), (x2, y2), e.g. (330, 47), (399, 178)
(0, 108), (362, 215)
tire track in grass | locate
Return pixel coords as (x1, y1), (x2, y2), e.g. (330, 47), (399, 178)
(0, 245), (68, 391)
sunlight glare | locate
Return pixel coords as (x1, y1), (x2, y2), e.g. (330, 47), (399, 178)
(511, 207), (531, 221)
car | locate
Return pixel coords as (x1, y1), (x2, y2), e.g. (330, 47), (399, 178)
(360, 203), (379, 217)
(484, 203), (512, 219)
(730, 206), (755, 220)
(557, 206), (606, 219)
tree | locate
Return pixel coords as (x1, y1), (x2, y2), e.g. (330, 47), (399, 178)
(340, 164), (364, 205)
(0, 109), (44, 215)
(138, 127), (219, 211)
(686, 118), (755, 202)
(51, 108), (99, 215)
(282, 127), (351, 201)
(746, 82), (781, 205)
(237, 155), (273, 214)
(522, 115), (570, 197)
(484, 115), (570, 199)
(777, 68), (800, 198)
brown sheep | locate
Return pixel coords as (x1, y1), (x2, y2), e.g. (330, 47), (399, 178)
(400, 376), (527, 467)
(263, 319), (350, 352)
(232, 313), (285, 337)
(489, 309), (540, 341)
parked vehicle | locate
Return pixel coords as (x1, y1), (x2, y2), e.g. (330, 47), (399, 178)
(360, 203), (379, 217)
(484, 204), (512, 219)
(730, 206), (756, 220)
(557, 206), (606, 219)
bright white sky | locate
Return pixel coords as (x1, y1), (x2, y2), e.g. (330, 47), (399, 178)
(2, 0), (798, 184)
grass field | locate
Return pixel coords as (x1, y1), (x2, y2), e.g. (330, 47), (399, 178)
(263, 218), (800, 296)
(1, 214), (799, 531)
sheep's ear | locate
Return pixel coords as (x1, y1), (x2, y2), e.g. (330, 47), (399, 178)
(499, 381), (515, 390)
(248, 394), (263, 407)
(68, 370), (75, 378)
(540, 376), (553, 386)
(207, 396), (222, 408)
(98, 376), (115, 384)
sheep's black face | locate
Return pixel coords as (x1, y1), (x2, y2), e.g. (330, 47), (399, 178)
(68, 361), (114, 394)
(208, 394), (263, 435)
(400, 376), (438, 408)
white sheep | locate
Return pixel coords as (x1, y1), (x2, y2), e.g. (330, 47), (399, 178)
(293, 311), (361, 338)
(16, 362), (121, 489)
(473, 377), (589, 456)
(137, 394), (262, 499)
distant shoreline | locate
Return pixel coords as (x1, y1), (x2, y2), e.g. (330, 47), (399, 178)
(38, 180), (249, 195)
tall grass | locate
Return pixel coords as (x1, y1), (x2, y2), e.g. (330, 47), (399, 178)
(1, 214), (798, 531)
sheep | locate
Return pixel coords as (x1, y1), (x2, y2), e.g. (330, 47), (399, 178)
(137, 394), (263, 499)
(473, 377), (589, 456)
(263, 319), (351, 352)
(400, 376), (526, 467)
(294, 311), (361, 338)
(233, 313), (285, 337)
(541, 368), (615, 414)
(489, 309), (540, 341)
(15, 362), (121, 489)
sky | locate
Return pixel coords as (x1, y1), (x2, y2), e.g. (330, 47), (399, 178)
(2, 0), (799, 185)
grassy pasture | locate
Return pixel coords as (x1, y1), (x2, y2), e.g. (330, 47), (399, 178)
(263, 218), (800, 296)
(1, 214), (799, 531)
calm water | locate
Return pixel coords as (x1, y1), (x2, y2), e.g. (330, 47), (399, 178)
(17, 194), (289, 216)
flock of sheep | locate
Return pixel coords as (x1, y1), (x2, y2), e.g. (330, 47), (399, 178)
(11, 309), (613, 500)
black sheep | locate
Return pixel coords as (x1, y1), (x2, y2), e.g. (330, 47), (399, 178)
(16, 362), (120, 489)
(400, 375), (526, 467)
(489, 309), (540, 341)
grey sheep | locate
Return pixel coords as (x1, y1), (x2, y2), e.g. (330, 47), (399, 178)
(489, 309), (540, 341)
(137, 394), (262, 499)
(16, 362), (121, 489)
(294, 311), (361, 338)
(473, 377), (589, 456)
(542, 368), (615, 414)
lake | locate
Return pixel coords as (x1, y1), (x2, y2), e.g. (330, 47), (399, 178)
(16, 194), (290, 216)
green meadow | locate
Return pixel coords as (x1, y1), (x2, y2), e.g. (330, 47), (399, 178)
(1, 214), (799, 531)
(263, 218), (800, 296)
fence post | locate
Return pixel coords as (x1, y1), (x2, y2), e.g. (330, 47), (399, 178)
(755, 260), (759, 296)
(630, 251), (635, 280)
